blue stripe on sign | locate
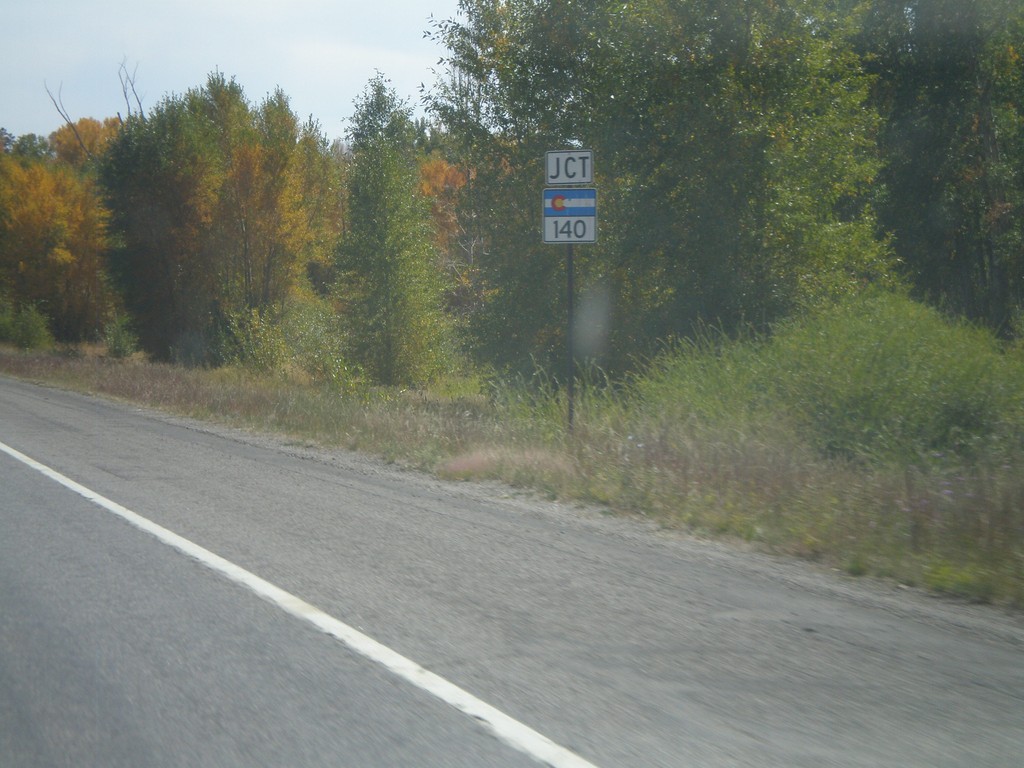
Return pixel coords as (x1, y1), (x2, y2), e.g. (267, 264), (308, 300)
(544, 188), (597, 217)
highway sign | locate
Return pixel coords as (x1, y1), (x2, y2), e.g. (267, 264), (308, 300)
(545, 150), (593, 185)
(543, 188), (597, 243)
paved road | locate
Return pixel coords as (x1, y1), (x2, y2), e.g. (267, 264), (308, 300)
(1, 375), (1022, 767)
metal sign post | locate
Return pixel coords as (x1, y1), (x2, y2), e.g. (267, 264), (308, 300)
(543, 150), (596, 434)
(566, 241), (575, 432)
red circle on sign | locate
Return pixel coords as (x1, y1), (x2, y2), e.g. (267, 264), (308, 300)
(552, 194), (567, 211)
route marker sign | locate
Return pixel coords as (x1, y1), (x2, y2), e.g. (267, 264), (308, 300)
(545, 150), (593, 185)
(543, 149), (597, 433)
(543, 188), (597, 243)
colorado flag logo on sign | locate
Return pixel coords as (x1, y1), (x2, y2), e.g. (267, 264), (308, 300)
(544, 189), (597, 217)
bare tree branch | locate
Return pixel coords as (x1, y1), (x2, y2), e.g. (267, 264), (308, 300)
(45, 80), (90, 159)
(119, 59), (144, 120)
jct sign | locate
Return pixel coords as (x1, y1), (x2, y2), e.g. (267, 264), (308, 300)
(546, 150), (593, 185)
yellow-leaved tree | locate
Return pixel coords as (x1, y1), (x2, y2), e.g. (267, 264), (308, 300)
(0, 152), (112, 341)
(50, 117), (122, 169)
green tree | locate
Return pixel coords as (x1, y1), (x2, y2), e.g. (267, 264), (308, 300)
(101, 93), (221, 360)
(336, 76), (453, 385)
(589, 0), (891, 335)
(428, 0), (893, 373)
(426, 1), (602, 372)
(861, 0), (1024, 334)
(11, 134), (53, 161)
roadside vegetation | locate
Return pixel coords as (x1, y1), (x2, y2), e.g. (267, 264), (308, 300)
(2, 2), (1023, 604)
(2, 290), (1022, 605)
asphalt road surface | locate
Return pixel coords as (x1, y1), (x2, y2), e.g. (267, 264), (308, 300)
(1, 375), (1022, 767)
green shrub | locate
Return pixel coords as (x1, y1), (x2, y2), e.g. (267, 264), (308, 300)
(632, 289), (1024, 468)
(104, 314), (139, 359)
(281, 297), (362, 393)
(0, 303), (12, 343)
(765, 291), (1024, 463)
(223, 309), (288, 373)
(4, 305), (55, 350)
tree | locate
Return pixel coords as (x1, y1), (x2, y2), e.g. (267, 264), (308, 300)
(336, 76), (453, 385)
(50, 117), (121, 169)
(418, 148), (472, 316)
(200, 78), (312, 314)
(11, 134), (53, 161)
(425, 1), (596, 372)
(291, 120), (347, 294)
(427, 0), (893, 373)
(101, 92), (221, 360)
(861, 0), (1024, 334)
(0, 154), (112, 340)
(101, 72), (339, 361)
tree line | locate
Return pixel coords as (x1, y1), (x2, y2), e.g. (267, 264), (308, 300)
(2, 0), (1022, 383)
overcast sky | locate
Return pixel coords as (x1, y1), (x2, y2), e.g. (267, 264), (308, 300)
(1, 0), (463, 140)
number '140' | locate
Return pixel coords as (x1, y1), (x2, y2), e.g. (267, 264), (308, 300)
(546, 218), (595, 242)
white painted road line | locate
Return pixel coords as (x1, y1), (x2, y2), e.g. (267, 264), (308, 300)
(0, 439), (600, 768)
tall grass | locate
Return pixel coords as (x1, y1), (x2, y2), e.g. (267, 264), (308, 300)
(2, 290), (1021, 604)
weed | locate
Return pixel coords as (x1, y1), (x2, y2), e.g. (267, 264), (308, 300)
(103, 314), (139, 359)
(923, 561), (999, 604)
